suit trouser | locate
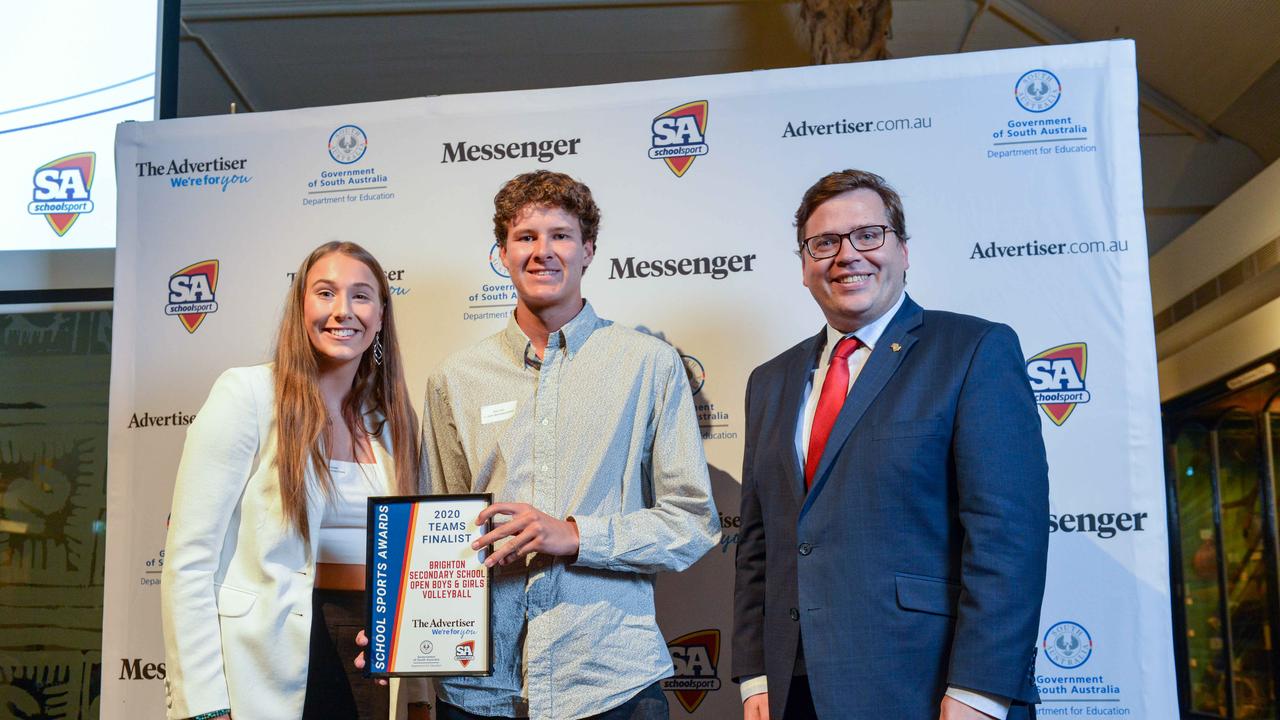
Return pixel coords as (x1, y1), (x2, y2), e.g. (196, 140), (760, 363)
(783, 674), (819, 720)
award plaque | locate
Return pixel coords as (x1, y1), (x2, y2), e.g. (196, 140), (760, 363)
(365, 494), (493, 677)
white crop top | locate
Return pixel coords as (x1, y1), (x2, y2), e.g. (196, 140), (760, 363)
(317, 459), (386, 565)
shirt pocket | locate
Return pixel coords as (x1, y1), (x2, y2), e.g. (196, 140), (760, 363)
(214, 582), (258, 618)
(894, 572), (960, 617)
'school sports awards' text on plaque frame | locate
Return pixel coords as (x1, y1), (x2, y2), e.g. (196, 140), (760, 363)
(366, 494), (493, 677)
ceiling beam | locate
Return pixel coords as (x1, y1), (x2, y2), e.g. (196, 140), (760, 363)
(181, 0), (1225, 145)
(179, 20), (257, 111)
(182, 0), (781, 20)
(986, 0), (1219, 142)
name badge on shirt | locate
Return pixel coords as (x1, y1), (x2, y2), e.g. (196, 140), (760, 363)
(480, 400), (517, 425)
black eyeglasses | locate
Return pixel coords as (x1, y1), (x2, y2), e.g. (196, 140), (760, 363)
(802, 225), (896, 259)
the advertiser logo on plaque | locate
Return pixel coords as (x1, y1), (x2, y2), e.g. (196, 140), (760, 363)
(366, 494), (493, 676)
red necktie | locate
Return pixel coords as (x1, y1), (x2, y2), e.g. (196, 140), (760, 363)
(805, 335), (862, 489)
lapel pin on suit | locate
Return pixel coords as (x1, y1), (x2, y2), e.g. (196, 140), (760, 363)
(891, 342), (902, 352)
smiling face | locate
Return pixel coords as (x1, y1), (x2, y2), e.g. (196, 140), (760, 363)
(801, 188), (909, 332)
(302, 252), (383, 370)
(501, 204), (594, 320)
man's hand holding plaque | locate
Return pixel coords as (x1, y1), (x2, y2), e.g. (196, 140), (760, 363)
(471, 502), (580, 567)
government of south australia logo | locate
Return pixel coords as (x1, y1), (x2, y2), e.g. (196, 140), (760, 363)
(1015, 69), (1062, 113)
(1026, 342), (1089, 426)
(1043, 621), (1092, 669)
(662, 629), (721, 713)
(649, 100), (709, 177)
(455, 640), (475, 668)
(329, 125), (368, 164)
(488, 242), (510, 278)
(29, 152), (95, 236)
(165, 260), (220, 334)
(681, 354), (705, 395)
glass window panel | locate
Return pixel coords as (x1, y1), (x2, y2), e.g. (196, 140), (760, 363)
(1217, 412), (1276, 718)
(1175, 423), (1229, 717)
(0, 311), (110, 718)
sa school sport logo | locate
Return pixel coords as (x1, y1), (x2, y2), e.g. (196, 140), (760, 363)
(165, 260), (220, 334)
(29, 152), (95, 237)
(649, 100), (709, 177)
(1026, 342), (1090, 426)
(455, 640), (475, 668)
(662, 629), (721, 713)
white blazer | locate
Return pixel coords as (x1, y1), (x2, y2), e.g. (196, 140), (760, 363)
(161, 364), (403, 719)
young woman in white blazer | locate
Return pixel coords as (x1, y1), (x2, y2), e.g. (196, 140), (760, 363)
(161, 241), (424, 720)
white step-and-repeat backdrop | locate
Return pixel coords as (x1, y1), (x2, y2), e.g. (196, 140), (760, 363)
(103, 40), (1174, 718)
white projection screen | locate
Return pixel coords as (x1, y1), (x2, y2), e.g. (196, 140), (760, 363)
(1, 1), (163, 251)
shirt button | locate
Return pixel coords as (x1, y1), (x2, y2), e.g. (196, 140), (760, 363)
(541, 464), (548, 472)
(798, 542), (812, 556)
(789, 607), (800, 621)
(541, 417), (549, 425)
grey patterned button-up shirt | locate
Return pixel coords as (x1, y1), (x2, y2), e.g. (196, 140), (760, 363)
(422, 302), (719, 720)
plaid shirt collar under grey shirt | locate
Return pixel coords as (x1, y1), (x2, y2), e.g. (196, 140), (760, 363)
(421, 301), (720, 719)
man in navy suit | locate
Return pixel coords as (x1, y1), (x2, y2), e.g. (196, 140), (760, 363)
(732, 169), (1049, 720)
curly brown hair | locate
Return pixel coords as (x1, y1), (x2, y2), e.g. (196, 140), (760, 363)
(492, 170), (601, 248)
(794, 169), (909, 251)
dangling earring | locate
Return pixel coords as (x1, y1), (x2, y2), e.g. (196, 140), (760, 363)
(372, 331), (384, 366)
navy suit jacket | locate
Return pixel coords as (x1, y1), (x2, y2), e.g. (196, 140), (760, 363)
(732, 295), (1049, 719)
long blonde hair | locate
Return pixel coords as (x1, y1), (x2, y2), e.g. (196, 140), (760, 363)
(273, 241), (419, 541)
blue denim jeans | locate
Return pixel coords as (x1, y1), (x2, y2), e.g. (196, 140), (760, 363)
(435, 681), (668, 720)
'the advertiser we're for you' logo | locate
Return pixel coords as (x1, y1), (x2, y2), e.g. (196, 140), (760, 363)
(662, 629), (721, 713)
(29, 152), (95, 236)
(1026, 342), (1090, 426)
(165, 260), (220, 333)
(649, 100), (709, 177)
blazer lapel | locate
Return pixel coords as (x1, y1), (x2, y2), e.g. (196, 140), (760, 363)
(801, 297), (923, 517)
(372, 416), (396, 495)
(780, 328), (827, 504)
(306, 460), (326, 566)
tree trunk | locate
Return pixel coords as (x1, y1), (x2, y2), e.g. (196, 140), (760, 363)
(801, 0), (893, 64)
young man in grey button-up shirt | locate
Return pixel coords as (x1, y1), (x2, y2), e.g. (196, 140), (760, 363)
(423, 170), (719, 720)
